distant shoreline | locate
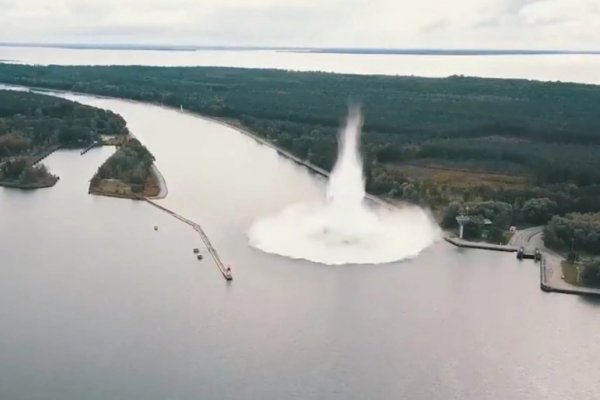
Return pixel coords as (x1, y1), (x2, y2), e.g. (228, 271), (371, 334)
(1, 43), (599, 56)
(298, 48), (600, 56)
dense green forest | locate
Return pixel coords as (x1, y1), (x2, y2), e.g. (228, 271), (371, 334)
(0, 158), (57, 187)
(545, 212), (600, 284)
(0, 89), (128, 187)
(1, 64), (599, 251)
(0, 89), (128, 158)
(581, 260), (600, 288)
(441, 197), (563, 244)
(544, 212), (600, 255)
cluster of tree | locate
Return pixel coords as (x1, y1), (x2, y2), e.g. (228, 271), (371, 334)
(2, 64), (600, 217)
(0, 158), (57, 186)
(440, 197), (562, 243)
(0, 89), (128, 161)
(543, 212), (600, 254)
(581, 260), (600, 288)
(0, 89), (129, 188)
(441, 201), (510, 243)
(91, 139), (155, 193)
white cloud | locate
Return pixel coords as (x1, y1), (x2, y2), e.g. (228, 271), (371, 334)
(0, 0), (598, 49)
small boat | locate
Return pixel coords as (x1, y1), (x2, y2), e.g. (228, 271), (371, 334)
(534, 248), (542, 262)
(224, 266), (233, 281)
(517, 247), (525, 260)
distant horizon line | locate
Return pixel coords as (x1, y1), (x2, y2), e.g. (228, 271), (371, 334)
(1, 42), (600, 55)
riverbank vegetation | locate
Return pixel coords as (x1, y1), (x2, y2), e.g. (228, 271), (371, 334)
(90, 138), (160, 198)
(1, 64), (600, 251)
(0, 89), (128, 155)
(440, 197), (563, 244)
(0, 89), (128, 188)
(544, 212), (600, 254)
(581, 260), (600, 288)
(0, 158), (58, 188)
(546, 213), (600, 283)
(441, 201), (512, 243)
(560, 260), (600, 289)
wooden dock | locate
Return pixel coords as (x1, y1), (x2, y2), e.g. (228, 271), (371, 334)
(80, 141), (100, 155)
(145, 199), (232, 281)
(31, 145), (61, 165)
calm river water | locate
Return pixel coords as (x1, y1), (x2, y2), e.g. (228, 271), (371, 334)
(0, 87), (599, 399)
(2, 45), (600, 84)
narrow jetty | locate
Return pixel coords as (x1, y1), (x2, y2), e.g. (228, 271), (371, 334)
(445, 236), (543, 260)
(444, 236), (518, 253)
(31, 144), (61, 165)
(145, 199), (232, 281)
(80, 141), (99, 155)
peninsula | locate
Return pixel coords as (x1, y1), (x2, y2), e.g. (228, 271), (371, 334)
(0, 89), (128, 188)
(89, 137), (162, 199)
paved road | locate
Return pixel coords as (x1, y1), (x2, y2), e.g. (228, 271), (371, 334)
(511, 226), (566, 259)
(510, 226), (544, 248)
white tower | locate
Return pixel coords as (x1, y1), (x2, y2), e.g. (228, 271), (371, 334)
(455, 207), (470, 239)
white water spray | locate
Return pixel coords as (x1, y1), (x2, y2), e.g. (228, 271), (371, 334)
(248, 107), (440, 265)
(326, 106), (365, 209)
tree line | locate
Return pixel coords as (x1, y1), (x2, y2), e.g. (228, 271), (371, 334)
(0, 89), (128, 186)
(1, 64), (599, 252)
(0, 158), (57, 186)
(544, 212), (600, 255)
(0, 89), (128, 159)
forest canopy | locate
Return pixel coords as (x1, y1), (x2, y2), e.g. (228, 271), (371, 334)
(1, 64), (600, 241)
(0, 89), (129, 187)
(544, 212), (600, 254)
(0, 89), (128, 159)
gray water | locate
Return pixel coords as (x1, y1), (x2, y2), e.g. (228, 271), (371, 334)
(1, 90), (599, 400)
(2, 45), (600, 84)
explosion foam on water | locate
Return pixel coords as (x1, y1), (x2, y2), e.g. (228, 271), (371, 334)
(248, 107), (440, 265)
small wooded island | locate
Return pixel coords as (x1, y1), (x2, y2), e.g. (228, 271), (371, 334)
(89, 137), (161, 198)
(0, 158), (58, 188)
(0, 89), (127, 188)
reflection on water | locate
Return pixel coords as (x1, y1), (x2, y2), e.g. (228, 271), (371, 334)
(580, 296), (600, 307)
(0, 90), (599, 400)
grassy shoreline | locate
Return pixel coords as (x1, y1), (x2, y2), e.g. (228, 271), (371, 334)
(89, 167), (162, 199)
(0, 176), (59, 189)
(88, 137), (163, 200)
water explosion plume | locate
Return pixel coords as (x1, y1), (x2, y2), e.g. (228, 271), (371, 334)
(248, 107), (440, 265)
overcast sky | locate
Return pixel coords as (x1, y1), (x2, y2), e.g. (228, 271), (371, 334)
(0, 0), (598, 49)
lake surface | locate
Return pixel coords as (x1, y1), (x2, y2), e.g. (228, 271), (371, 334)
(0, 87), (599, 400)
(2, 45), (600, 84)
